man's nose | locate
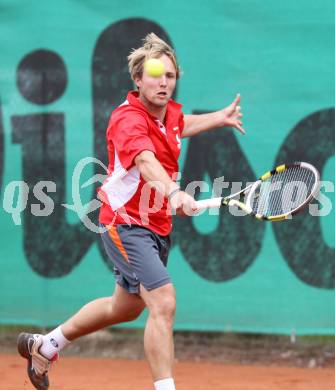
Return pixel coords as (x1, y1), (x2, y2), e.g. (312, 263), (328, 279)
(159, 75), (167, 86)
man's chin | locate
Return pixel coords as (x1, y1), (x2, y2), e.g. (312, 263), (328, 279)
(153, 99), (168, 107)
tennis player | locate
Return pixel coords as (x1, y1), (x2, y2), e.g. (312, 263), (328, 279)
(17, 33), (244, 390)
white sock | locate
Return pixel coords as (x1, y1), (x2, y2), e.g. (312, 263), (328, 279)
(39, 326), (70, 359)
(154, 378), (176, 390)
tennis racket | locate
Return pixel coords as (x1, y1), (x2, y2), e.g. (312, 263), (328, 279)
(195, 162), (320, 221)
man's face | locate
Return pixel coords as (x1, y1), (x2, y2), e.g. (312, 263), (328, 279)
(135, 54), (177, 108)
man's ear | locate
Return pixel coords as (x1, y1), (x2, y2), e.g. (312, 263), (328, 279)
(134, 76), (141, 89)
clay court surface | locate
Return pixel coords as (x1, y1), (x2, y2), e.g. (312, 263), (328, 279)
(2, 330), (335, 389)
(1, 354), (335, 390)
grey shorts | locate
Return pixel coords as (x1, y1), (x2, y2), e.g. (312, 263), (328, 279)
(100, 224), (171, 294)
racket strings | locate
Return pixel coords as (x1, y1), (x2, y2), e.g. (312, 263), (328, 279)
(272, 166), (313, 215)
(250, 166), (316, 217)
(271, 165), (298, 214)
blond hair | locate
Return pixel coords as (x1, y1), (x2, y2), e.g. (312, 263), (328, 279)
(128, 33), (180, 81)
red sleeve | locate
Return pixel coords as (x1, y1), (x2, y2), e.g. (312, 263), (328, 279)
(108, 110), (156, 170)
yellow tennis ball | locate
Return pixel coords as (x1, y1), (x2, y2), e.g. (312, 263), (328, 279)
(144, 58), (165, 77)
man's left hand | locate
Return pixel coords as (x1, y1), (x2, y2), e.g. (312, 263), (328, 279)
(220, 94), (245, 135)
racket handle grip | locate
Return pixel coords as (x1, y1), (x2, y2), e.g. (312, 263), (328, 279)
(195, 197), (223, 210)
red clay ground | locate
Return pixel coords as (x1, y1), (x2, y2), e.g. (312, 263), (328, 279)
(2, 354), (335, 390)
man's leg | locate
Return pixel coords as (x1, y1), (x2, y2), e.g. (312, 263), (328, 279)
(140, 283), (176, 387)
(17, 284), (145, 390)
(61, 284), (145, 340)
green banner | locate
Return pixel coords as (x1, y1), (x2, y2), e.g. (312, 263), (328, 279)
(1, 1), (335, 334)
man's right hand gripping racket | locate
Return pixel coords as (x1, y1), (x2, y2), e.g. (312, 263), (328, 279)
(195, 162), (320, 221)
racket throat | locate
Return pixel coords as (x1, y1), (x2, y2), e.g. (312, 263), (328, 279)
(222, 198), (253, 214)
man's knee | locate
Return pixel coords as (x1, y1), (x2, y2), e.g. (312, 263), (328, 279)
(144, 284), (176, 322)
(109, 287), (145, 323)
(154, 295), (176, 319)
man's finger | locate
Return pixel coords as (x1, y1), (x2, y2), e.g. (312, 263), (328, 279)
(176, 207), (186, 217)
(236, 125), (246, 135)
(231, 93), (241, 109)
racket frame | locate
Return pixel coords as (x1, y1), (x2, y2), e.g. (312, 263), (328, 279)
(195, 162), (320, 221)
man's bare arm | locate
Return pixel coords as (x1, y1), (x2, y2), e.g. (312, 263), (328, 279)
(182, 94), (245, 138)
(134, 150), (198, 215)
